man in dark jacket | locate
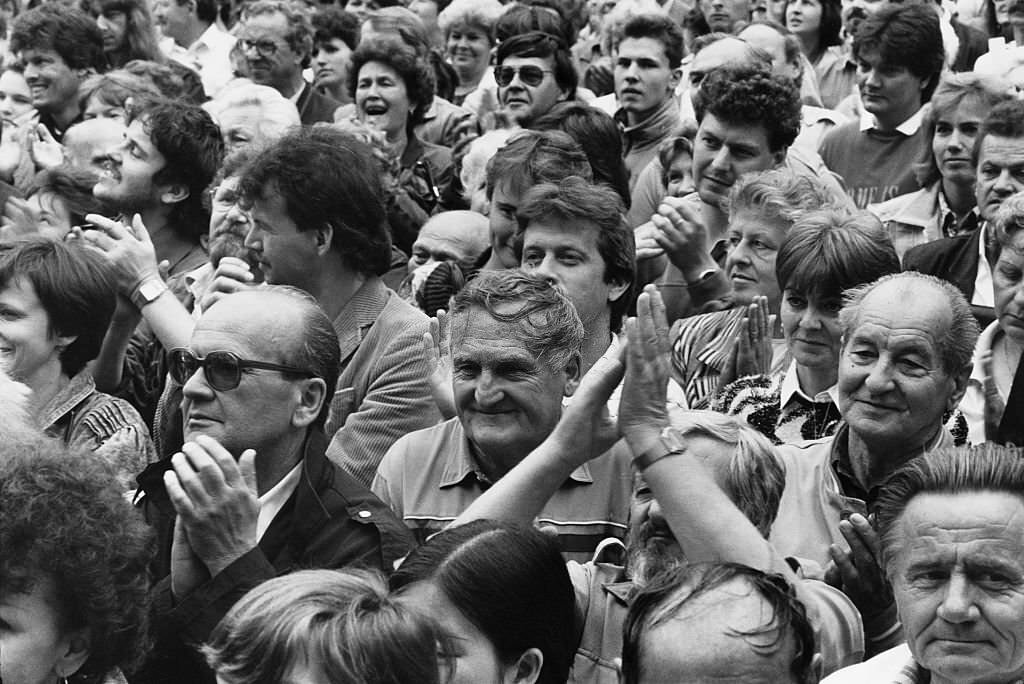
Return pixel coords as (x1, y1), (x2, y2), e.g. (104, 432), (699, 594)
(131, 286), (413, 683)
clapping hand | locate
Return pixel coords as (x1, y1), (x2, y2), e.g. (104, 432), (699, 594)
(200, 256), (258, 312)
(826, 513), (894, 619)
(423, 309), (456, 419)
(81, 213), (163, 296)
(719, 296), (775, 388)
(620, 284), (673, 455)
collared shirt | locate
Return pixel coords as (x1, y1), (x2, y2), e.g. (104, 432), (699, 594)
(936, 186), (980, 238)
(973, 222), (996, 307)
(823, 642), (1024, 684)
(256, 462), (302, 541)
(162, 24), (236, 97)
(372, 418), (633, 562)
(859, 106), (924, 135)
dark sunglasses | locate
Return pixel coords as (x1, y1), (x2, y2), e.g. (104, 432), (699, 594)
(169, 348), (317, 391)
(494, 65), (553, 87)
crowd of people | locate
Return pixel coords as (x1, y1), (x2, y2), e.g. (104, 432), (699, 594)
(3, 0), (1024, 682)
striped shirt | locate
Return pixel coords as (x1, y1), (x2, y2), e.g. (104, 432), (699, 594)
(372, 418), (633, 563)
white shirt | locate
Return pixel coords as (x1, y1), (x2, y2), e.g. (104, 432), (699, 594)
(960, 320), (1001, 445)
(256, 462), (302, 541)
(778, 358), (840, 409)
(973, 224), (995, 307)
(859, 106), (924, 135)
(163, 24), (236, 97)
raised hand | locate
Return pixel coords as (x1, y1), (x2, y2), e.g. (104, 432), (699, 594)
(826, 513), (894, 619)
(29, 123), (65, 170)
(199, 256), (257, 312)
(423, 309), (457, 418)
(81, 213), (161, 296)
(651, 196), (713, 279)
(620, 284), (672, 454)
(719, 296), (775, 388)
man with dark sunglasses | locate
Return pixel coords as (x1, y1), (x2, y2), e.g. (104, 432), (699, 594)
(133, 286), (413, 684)
(495, 31), (576, 129)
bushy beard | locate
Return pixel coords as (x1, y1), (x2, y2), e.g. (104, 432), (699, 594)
(626, 522), (685, 589)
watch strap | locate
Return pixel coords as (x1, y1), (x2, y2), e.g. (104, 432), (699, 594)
(130, 277), (169, 310)
(632, 428), (687, 471)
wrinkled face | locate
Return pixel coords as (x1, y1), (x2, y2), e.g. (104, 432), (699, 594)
(218, 103), (264, 156)
(497, 55), (566, 127)
(18, 49), (82, 116)
(693, 113), (781, 210)
(402, 581), (517, 684)
(82, 94), (128, 123)
(638, 578), (804, 684)
(739, 24), (799, 82)
(63, 117), (126, 173)
(153, 0), (192, 46)
(93, 4), (128, 53)
(614, 37), (679, 122)
(520, 219), (627, 329)
(786, 0), (822, 37)
(312, 37), (352, 90)
(208, 175), (258, 271)
(837, 281), (962, 451)
(891, 492), (1024, 684)
(665, 150), (694, 198)
(93, 117), (167, 214)
(856, 49), (926, 126)
(976, 135), (1024, 223)
(356, 61), (412, 138)
(487, 181), (523, 269)
(0, 278), (66, 390)
(627, 472), (685, 588)
(237, 12), (304, 93)
(451, 308), (572, 461)
(180, 299), (306, 456)
(0, 70), (34, 127)
(242, 187), (319, 293)
(699, 0), (752, 32)
(932, 98), (985, 187)
(0, 575), (84, 684)
(408, 219), (486, 273)
(446, 22), (492, 80)
(781, 288), (843, 372)
(723, 210), (788, 309)
(993, 232), (1024, 347)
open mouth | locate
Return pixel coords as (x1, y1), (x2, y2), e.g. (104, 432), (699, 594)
(363, 102), (388, 115)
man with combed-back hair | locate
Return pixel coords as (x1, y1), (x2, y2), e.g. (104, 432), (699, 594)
(772, 271), (979, 657)
(133, 286), (412, 684)
(372, 269), (633, 561)
(819, 3), (944, 208)
(824, 444), (1024, 683)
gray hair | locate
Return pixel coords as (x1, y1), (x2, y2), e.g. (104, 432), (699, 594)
(726, 168), (834, 226)
(876, 444), (1024, 572)
(448, 270), (584, 372)
(994, 191), (1024, 251)
(838, 272), (979, 377)
(203, 80), (301, 147)
(437, 0), (504, 41)
(665, 411), (785, 537)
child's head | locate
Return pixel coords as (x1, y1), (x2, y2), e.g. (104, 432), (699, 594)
(658, 136), (695, 198)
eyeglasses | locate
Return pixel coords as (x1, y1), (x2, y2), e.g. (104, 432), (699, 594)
(169, 348), (317, 391)
(494, 65), (553, 87)
(239, 39), (281, 58)
(208, 184), (245, 211)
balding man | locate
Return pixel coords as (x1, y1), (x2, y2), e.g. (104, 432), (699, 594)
(134, 287), (413, 684)
(407, 210), (489, 275)
(771, 272), (978, 654)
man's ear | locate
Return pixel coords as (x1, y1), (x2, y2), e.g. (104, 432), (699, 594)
(770, 144), (788, 169)
(314, 223), (334, 257)
(507, 647), (543, 684)
(947, 361), (973, 412)
(291, 377), (327, 428)
(160, 182), (190, 207)
(607, 278), (630, 306)
(668, 66), (682, 93)
(562, 354), (582, 398)
(55, 628), (91, 682)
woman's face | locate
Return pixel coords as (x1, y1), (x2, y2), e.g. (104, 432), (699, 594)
(402, 581), (525, 684)
(780, 287), (843, 371)
(0, 575), (88, 684)
(666, 151), (694, 198)
(0, 70), (36, 128)
(723, 210), (788, 309)
(82, 94), (128, 123)
(932, 97), (986, 187)
(446, 22), (492, 80)
(0, 277), (69, 388)
(786, 0), (822, 37)
(356, 61), (412, 139)
(994, 232), (1024, 346)
(27, 191), (74, 241)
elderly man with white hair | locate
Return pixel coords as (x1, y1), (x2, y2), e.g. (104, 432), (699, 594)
(203, 80), (300, 156)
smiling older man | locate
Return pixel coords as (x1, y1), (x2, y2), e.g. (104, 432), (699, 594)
(823, 444), (1024, 684)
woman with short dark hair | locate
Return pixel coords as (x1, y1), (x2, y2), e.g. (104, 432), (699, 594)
(0, 238), (154, 486)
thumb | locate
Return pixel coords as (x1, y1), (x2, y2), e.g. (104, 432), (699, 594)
(158, 260), (171, 280)
(35, 122), (55, 142)
(132, 213), (152, 243)
(239, 449), (258, 494)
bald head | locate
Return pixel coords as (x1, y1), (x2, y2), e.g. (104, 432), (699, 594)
(408, 210), (491, 274)
(737, 23), (802, 82)
(64, 117), (127, 173)
(689, 36), (769, 88)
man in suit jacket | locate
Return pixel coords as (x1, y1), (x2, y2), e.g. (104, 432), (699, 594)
(216, 125), (441, 486)
(235, 0), (340, 125)
(904, 99), (1024, 328)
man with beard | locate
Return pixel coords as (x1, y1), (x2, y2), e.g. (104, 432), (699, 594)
(234, 0), (339, 125)
(494, 31), (575, 129)
(449, 286), (864, 684)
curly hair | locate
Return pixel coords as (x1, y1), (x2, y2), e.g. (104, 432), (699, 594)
(312, 5), (360, 50)
(727, 167), (834, 226)
(694, 65), (801, 153)
(132, 100), (224, 241)
(0, 436), (154, 682)
(437, 0), (504, 42)
(348, 36), (436, 128)
(10, 4), (107, 72)
(239, 126), (393, 277)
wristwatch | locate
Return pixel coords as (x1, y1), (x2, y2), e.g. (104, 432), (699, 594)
(632, 426), (687, 471)
(130, 277), (169, 310)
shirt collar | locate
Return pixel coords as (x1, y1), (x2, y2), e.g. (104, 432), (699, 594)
(439, 421), (594, 488)
(778, 359), (840, 408)
(858, 105), (924, 135)
(936, 188), (981, 236)
(256, 461), (303, 540)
